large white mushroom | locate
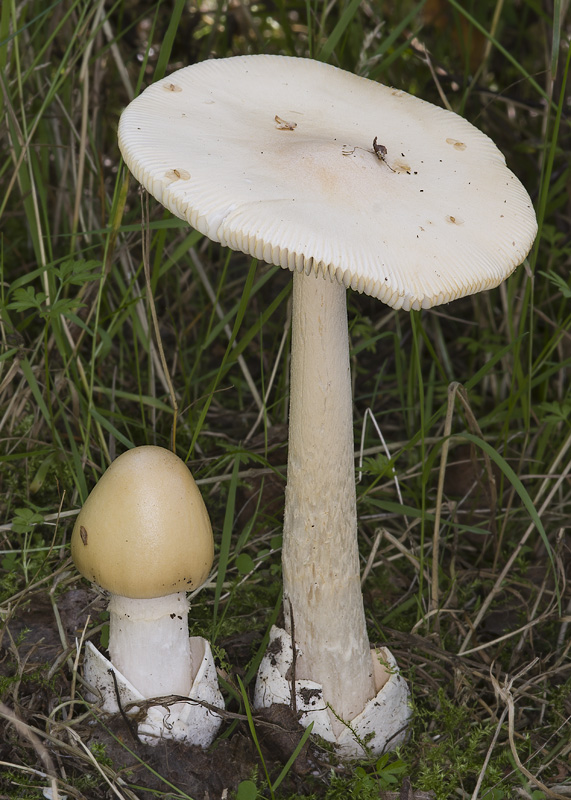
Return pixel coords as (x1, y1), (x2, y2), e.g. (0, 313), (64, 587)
(117, 56), (537, 756)
(72, 445), (224, 747)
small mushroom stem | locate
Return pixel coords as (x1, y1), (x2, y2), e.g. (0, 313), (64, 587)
(283, 270), (376, 733)
(108, 592), (192, 699)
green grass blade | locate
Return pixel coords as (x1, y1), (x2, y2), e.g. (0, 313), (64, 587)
(153, 0), (186, 82)
(237, 675), (275, 800)
(272, 721), (314, 792)
(317, 0), (362, 63)
(446, 0), (548, 102)
(212, 454), (241, 636)
(187, 259), (258, 457)
(460, 432), (558, 603)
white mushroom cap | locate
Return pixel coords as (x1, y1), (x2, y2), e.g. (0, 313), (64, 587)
(118, 55), (537, 311)
(71, 446), (214, 599)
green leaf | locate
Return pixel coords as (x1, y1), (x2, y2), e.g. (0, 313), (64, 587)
(236, 553), (255, 575)
(236, 780), (258, 800)
(7, 286), (46, 313)
(12, 507), (44, 534)
(538, 269), (571, 298)
(53, 258), (102, 285)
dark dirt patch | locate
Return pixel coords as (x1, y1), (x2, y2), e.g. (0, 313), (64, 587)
(0, 586), (321, 799)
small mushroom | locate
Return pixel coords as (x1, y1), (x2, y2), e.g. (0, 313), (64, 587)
(116, 56), (537, 755)
(72, 445), (224, 747)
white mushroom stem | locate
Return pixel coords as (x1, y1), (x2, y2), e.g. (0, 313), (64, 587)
(108, 592), (192, 699)
(282, 269), (376, 733)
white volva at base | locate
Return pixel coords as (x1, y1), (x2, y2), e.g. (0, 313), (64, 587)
(83, 637), (223, 747)
(254, 626), (411, 758)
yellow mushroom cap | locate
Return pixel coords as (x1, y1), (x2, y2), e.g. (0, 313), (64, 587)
(71, 446), (214, 599)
